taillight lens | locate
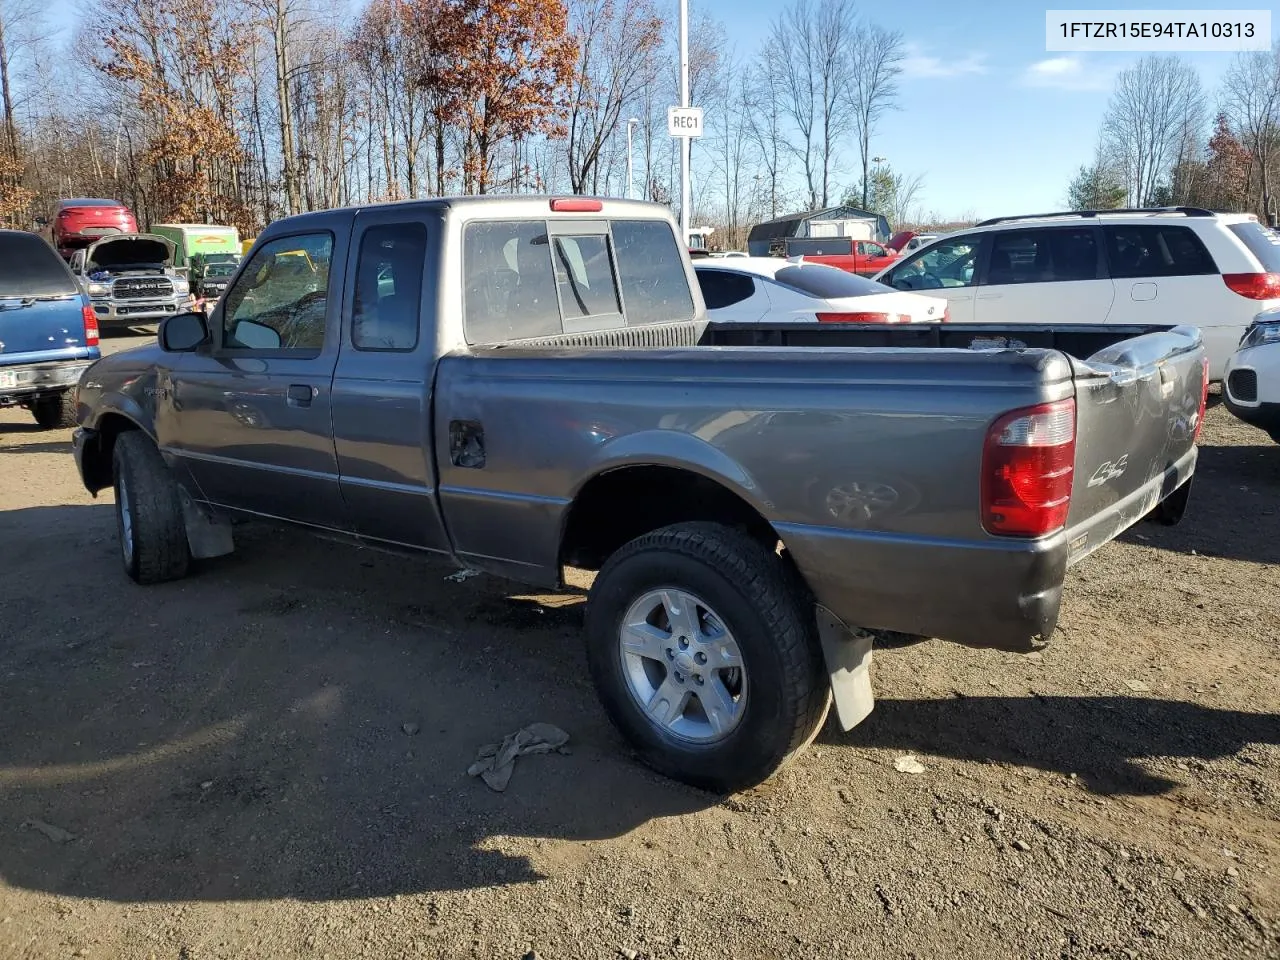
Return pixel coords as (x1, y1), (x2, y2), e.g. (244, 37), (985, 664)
(816, 311), (912, 323)
(942, 305), (951, 322)
(82, 304), (100, 347)
(1193, 356), (1209, 442)
(1222, 273), (1280, 300)
(982, 399), (1076, 538)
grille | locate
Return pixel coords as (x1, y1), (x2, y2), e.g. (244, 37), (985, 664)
(114, 277), (174, 300)
(1228, 368), (1258, 403)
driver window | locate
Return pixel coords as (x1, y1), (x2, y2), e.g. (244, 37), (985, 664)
(887, 235), (980, 291)
(221, 233), (333, 350)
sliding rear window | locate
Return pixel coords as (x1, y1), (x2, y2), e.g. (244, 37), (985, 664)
(0, 233), (80, 298)
(774, 264), (891, 299)
(1228, 222), (1280, 273)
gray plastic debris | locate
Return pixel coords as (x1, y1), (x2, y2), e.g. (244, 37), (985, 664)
(22, 819), (76, 843)
(467, 723), (570, 792)
(444, 568), (482, 583)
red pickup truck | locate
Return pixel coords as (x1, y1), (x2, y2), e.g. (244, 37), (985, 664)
(782, 237), (899, 276)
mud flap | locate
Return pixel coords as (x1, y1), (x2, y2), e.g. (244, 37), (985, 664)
(815, 606), (875, 731)
(179, 490), (235, 559)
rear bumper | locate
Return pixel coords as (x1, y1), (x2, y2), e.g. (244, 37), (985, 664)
(777, 447), (1197, 653)
(0, 360), (93, 403)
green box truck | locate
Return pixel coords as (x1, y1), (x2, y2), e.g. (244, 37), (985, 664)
(150, 223), (240, 278)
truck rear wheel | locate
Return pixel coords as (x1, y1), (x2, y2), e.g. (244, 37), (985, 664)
(584, 522), (830, 793)
(31, 391), (77, 429)
(112, 432), (190, 584)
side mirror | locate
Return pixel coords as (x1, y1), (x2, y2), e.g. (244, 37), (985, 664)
(159, 311), (211, 352)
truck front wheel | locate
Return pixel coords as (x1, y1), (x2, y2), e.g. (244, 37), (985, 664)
(112, 432), (190, 584)
(584, 522), (830, 793)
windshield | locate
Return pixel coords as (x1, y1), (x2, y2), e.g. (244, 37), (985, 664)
(0, 232), (80, 298)
(205, 264), (236, 277)
(772, 264), (893, 299)
(1229, 222), (1280, 273)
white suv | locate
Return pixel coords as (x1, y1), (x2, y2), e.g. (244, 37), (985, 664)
(1223, 309), (1280, 443)
(873, 208), (1280, 380)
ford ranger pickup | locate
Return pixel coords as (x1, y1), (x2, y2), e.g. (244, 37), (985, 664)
(71, 197), (1207, 792)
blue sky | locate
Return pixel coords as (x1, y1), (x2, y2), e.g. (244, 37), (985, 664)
(41, 0), (1261, 218)
(710, 0), (1252, 218)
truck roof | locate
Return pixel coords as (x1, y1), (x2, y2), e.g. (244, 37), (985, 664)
(261, 196), (677, 233)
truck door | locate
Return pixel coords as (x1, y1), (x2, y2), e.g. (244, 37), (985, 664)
(330, 209), (451, 553)
(165, 224), (349, 528)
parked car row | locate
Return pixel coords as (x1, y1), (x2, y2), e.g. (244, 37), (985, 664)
(872, 207), (1280, 381)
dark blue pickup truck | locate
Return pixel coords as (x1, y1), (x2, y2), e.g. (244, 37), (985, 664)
(0, 230), (100, 428)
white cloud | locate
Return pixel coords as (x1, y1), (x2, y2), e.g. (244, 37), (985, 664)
(1021, 56), (1115, 91)
(901, 45), (988, 79)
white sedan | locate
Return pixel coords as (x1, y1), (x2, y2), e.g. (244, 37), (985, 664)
(1223, 308), (1280, 443)
(694, 257), (949, 324)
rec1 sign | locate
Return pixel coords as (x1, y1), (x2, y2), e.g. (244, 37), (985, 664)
(667, 106), (704, 138)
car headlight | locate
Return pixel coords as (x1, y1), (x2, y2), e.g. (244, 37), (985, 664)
(87, 282), (111, 297)
(173, 279), (190, 295)
(1240, 320), (1280, 349)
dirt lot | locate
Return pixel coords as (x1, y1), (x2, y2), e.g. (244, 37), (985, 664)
(1, 339), (1277, 959)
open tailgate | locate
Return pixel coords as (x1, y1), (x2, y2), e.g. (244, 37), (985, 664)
(1063, 325), (1205, 563)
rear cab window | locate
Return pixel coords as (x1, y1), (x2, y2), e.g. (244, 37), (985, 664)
(1227, 221), (1280, 273)
(1103, 225), (1216, 278)
(0, 233), (80, 299)
(462, 217), (694, 344)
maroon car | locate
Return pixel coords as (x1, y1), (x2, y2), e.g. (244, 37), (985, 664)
(46, 199), (138, 259)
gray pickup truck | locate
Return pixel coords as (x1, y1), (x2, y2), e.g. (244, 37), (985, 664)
(72, 197), (1207, 792)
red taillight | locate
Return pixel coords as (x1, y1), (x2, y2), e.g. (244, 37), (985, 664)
(816, 311), (913, 323)
(942, 305), (951, 322)
(550, 197), (603, 213)
(1222, 272), (1280, 300)
(982, 399), (1076, 538)
(82, 305), (100, 347)
(1193, 356), (1209, 442)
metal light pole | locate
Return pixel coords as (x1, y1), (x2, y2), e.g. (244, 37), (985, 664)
(679, 0), (690, 239)
(626, 118), (639, 200)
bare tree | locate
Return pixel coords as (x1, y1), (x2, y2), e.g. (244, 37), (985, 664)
(846, 20), (902, 211)
(565, 0), (663, 195)
(1102, 54), (1206, 206)
(1221, 43), (1280, 223)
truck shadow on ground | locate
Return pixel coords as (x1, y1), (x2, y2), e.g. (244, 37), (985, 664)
(831, 695), (1280, 797)
(2, 504), (1275, 906)
(0, 505), (703, 905)
(1118, 442), (1280, 565)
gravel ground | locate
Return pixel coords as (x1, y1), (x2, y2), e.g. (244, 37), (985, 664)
(0, 342), (1277, 959)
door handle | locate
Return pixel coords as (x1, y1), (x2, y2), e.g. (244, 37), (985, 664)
(287, 383), (314, 407)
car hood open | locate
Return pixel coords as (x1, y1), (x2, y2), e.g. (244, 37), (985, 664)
(86, 234), (175, 269)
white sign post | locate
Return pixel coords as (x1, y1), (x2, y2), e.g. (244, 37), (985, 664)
(667, 106), (704, 139)
(677, 0), (691, 241)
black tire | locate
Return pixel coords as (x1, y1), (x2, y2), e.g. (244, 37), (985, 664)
(30, 391), (77, 429)
(112, 431), (190, 584)
(584, 522), (830, 793)
(1148, 479), (1193, 526)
